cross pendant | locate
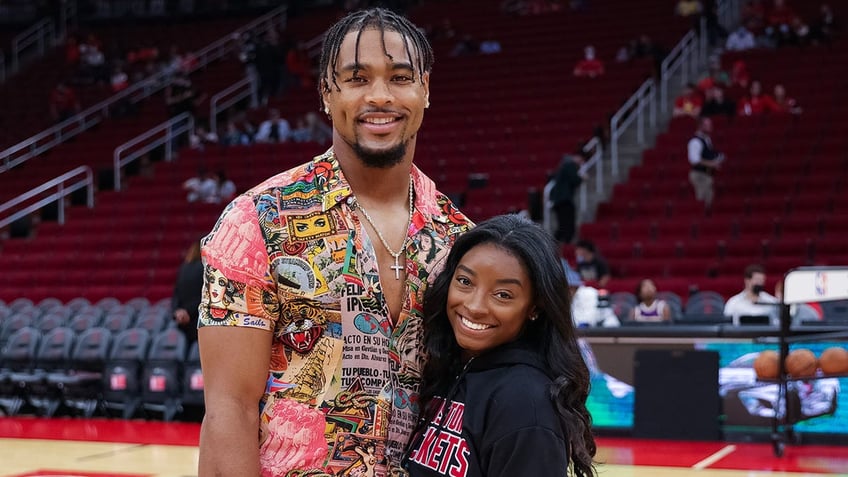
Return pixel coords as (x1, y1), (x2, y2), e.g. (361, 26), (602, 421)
(390, 255), (403, 279)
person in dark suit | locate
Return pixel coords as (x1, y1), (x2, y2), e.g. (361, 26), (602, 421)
(171, 239), (204, 345)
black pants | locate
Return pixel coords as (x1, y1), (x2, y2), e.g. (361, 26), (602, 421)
(554, 201), (577, 243)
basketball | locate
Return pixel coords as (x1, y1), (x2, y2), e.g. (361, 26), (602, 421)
(785, 349), (818, 378)
(819, 347), (848, 375)
(754, 350), (780, 380)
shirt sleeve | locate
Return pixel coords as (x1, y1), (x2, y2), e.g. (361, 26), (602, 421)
(687, 138), (703, 165)
(486, 427), (569, 477)
(199, 194), (278, 331)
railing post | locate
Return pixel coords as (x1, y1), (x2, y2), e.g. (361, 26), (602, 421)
(114, 154), (122, 192)
(637, 92), (645, 144)
(57, 183), (65, 224)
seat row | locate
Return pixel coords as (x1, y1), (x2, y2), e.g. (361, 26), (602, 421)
(0, 326), (200, 421)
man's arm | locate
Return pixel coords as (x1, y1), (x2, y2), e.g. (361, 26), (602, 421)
(198, 326), (272, 477)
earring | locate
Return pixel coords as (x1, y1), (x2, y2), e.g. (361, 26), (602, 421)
(529, 314), (538, 321)
(323, 106), (330, 115)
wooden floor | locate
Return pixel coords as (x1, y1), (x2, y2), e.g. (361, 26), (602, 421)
(1, 418), (847, 477)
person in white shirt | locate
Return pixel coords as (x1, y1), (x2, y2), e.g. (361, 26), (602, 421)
(687, 117), (724, 210)
(183, 169), (218, 203)
(254, 108), (291, 143)
(563, 260), (619, 327)
(726, 23), (757, 51)
(724, 264), (779, 325)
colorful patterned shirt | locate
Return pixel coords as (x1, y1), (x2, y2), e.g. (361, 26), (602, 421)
(199, 150), (473, 477)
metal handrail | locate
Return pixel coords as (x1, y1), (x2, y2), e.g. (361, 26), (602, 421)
(0, 166), (94, 229)
(660, 30), (698, 113)
(113, 112), (194, 191)
(210, 77), (251, 133)
(11, 18), (55, 73)
(0, 5), (287, 174)
(578, 136), (603, 215)
(609, 79), (656, 178)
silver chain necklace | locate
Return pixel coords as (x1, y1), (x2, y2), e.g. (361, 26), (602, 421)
(353, 176), (414, 280)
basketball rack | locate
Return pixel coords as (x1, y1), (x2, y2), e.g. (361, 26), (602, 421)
(766, 267), (848, 457)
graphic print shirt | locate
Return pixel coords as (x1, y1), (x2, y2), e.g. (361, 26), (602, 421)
(198, 150), (473, 476)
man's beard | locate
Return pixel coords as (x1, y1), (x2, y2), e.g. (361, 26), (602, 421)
(353, 140), (408, 169)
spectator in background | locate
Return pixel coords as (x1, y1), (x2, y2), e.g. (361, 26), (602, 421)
(564, 261), (598, 327)
(675, 0), (702, 17)
(109, 64), (135, 117)
(696, 56), (730, 92)
(48, 81), (81, 123)
(171, 239), (204, 346)
(700, 86), (736, 118)
(291, 111), (333, 145)
(741, 0), (767, 35)
(631, 279), (671, 322)
(238, 31), (259, 107)
(737, 80), (780, 116)
(450, 34), (478, 57)
(165, 72), (203, 118)
(286, 42), (315, 89)
(189, 123), (219, 150)
(724, 264), (779, 325)
(183, 168), (217, 203)
(254, 108), (291, 143)
(766, 0), (799, 46)
(574, 239), (610, 288)
(549, 149), (587, 244)
(810, 3), (838, 46)
(687, 117), (724, 210)
(673, 83), (704, 117)
(65, 33), (81, 67)
(726, 21), (757, 50)
(479, 33), (502, 54)
(215, 171), (237, 203)
(255, 31), (284, 106)
(221, 119), (253, 146)
(573, 45), (604, 78)
(725, 59), (751, 101)
(773, 84), (802, 114)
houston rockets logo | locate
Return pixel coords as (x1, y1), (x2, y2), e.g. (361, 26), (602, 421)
(407, 398), (470, 477)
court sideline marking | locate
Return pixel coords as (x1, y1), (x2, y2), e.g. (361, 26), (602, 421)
(692, 444), (737, 469)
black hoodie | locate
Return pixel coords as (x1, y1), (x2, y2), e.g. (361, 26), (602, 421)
(403, 342), (569, 477)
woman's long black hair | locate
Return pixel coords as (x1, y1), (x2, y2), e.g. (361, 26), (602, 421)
(420, 214), (596, 477)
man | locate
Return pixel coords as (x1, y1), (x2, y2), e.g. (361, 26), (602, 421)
(197, 8), (473, 477)
(687, 117), (724, 210)
(254, 108), (292, 143)
(549, 149), (587, 244)
(724, 264), (779, 326)
(726, 22), (757, 51)
(574, 239), (610, 288)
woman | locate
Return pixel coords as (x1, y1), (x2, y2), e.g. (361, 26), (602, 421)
(171, 240), (204, 345)
(631, 279), (671, 323)
(404, 215), (596, 477)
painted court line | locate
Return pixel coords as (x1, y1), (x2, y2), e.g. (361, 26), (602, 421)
(692, 444), (737, 469)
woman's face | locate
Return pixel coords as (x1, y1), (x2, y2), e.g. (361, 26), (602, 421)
(446, 243), (534, 358)
(420, 234), (433, 251)
(208, 270), (227, 306)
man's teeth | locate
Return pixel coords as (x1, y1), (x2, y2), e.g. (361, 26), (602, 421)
(461, 316), (491, 331)
(364, 117), (395, 124)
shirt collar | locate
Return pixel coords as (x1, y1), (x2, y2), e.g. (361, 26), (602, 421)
(315, 148), (450, 231)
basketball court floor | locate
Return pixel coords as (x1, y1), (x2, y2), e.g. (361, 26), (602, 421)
(1, 417), (846, 477)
